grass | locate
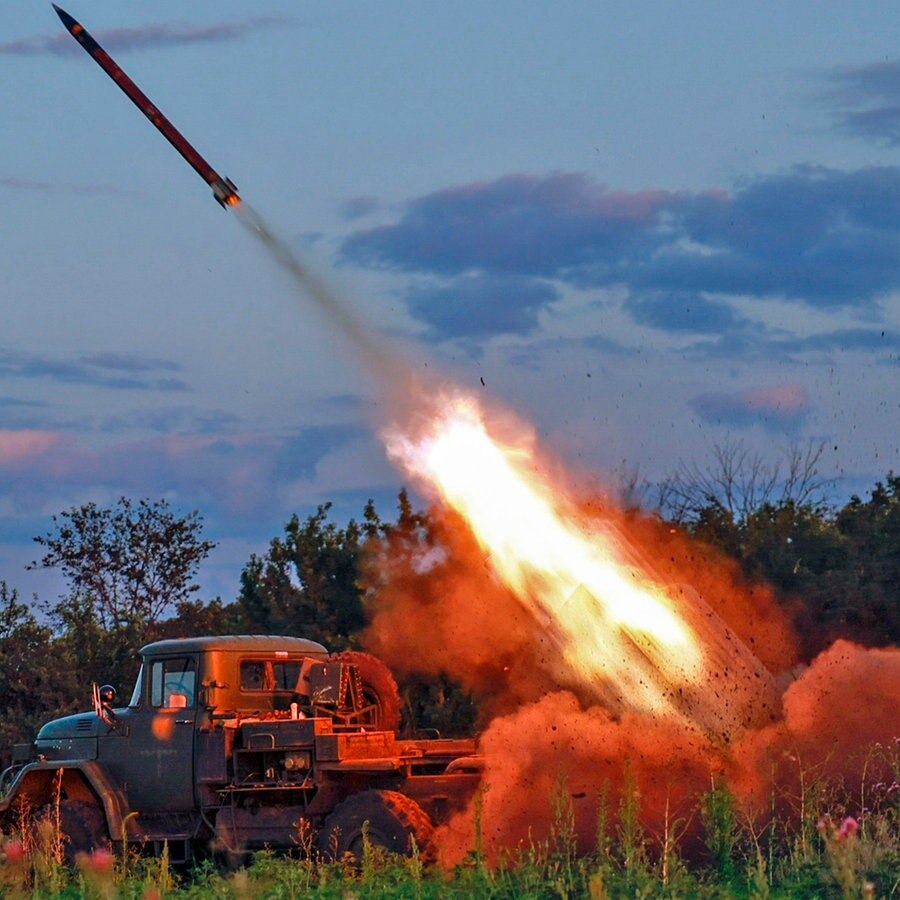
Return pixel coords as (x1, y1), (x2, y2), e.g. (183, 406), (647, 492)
(0, 754), (897, 899)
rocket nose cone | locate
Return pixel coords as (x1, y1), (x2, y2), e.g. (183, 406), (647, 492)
(52, 4), (78, 30)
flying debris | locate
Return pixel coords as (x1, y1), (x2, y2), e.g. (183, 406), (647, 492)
(52, 4), (240, 209)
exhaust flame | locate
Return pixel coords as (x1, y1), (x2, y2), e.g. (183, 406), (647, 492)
(385, 390), (779, 740)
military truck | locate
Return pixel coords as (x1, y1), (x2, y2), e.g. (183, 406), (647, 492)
(0, 635), (481, 864)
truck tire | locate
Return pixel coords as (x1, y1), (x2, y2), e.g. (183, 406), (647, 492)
(330, 650), (401, 733)
(55, 799), (109, 865)
(316, 789), (434, 862)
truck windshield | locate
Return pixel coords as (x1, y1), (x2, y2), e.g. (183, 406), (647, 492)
(129, 667), (143, 708)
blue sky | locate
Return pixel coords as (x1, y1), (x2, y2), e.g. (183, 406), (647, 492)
(1, 1), (898, 604)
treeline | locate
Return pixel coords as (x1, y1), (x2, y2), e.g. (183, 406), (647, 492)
(0, 469), (897, 760)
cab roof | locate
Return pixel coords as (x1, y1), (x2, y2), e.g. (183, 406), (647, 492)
(139, 634), (329, 657)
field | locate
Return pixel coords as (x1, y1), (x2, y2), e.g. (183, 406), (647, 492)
(1, 764), (897, 899)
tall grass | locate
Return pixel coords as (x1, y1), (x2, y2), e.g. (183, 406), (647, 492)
(0, 751), (897, 898)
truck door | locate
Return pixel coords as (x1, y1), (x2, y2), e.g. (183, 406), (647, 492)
(98, 654), (199, 813)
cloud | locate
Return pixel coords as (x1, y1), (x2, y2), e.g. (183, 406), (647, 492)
(0, 17), (284, 57)
(343, 167), (900, 342)
(624, 291), (739, 334)
(97, 407), (240, 435)
(0, 429), (66, 465)
(273, 424), (367, 481)
(0, 177), (126, 195)
(0, 397), (44, 410)
(406, 274), (559, 341)
(342, 166), (900, 355)
(690, 383), (811, 432)
(0, 347), (188, 391)
(344, 173), (674, 279)
(340, 196), (382, 221)
(684, 324), (900, 362)
(825, 61), (900, 145)
(0, 422), (374, 523)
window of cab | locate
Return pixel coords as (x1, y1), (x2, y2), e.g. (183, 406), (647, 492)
(240, 659), (301, 692)
(149, 657), (198, 708)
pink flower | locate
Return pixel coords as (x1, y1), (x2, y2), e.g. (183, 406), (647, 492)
(3, 839), (25, 863)
(83, 847), (115, 872)
(837, 816), (859, 840)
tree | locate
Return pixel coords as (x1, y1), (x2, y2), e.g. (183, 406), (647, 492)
(657, 437), (829, 524)
(828, 473), (900, 646)
(237, 500), (382, 647)
(31, 497), (216, 634)
(0, 582), (76, 760)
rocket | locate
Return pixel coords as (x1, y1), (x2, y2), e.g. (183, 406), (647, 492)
(52, 4), (240, 209)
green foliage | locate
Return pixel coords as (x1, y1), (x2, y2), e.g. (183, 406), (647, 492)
(679, 471), (900, 655)
(699, 780), (739, 881)
(31, 497), (216, 634)
(0, 582), (78, 765)
(236, 500), (379, 648)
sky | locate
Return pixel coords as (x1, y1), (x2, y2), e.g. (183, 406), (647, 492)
(1, 1), (898, 606)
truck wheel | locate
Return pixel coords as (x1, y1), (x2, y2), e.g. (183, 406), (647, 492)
(317, 790), (434, 862)
(330, 650), (401, 733)
(56, 799), (109, 865)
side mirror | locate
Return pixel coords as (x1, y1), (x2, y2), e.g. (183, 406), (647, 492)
(92, 682), (120, 728)
(99, 684), (117, 706)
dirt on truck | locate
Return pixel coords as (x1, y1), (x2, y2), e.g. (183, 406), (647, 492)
(0, 635), (482, 865)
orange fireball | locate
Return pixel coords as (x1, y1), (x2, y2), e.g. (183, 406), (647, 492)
(384, 390), (778, 740)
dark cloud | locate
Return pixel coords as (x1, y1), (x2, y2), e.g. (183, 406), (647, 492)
(690, 384), (811, 433)
(344, 173), (675, 278)
(407, 274), (559, 341)
(624, 292), (739, 334)
(662, 167), (900, 304)
(0, 17), (284, 57)
(0, 347), (188, 391)
(825, 61), (900, 145)
(343, 168), (900, 343)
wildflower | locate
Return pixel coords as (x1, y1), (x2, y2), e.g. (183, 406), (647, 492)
(84, 847), (115, 872)
(2, 839), (25, 863)
(836, 817), (858, 841)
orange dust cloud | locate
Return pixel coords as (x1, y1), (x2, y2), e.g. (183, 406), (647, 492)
(434, 690), (718, 865)
(733, 640), (900, 811)
(432, 643), (900, 865)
